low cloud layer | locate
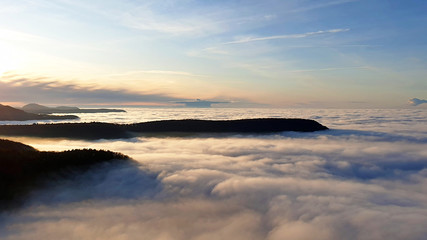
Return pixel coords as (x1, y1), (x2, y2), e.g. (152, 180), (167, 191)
(409, 98), (427, 106)
(1, 109), (427, 239)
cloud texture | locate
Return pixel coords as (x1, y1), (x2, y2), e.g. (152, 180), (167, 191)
(224, 28), (350, 44)
(1, 109), (427, 240)
(0, 75), (183, 105)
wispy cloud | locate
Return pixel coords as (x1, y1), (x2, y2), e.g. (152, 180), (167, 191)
(109, 1), (280, 37)
(224, 29), (350, 44)
(290, 0), (359, 13)
(121, 11), (211, 35)
(116, 3), (226, 36)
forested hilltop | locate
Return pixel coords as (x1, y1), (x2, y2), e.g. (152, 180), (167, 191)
(0, 118), (328, 140)
(0, 139), (129, 209)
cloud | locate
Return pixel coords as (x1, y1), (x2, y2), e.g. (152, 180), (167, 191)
(114, 2), (245, 36)
(0, 75), (184, 105)
(114, 1), (279, 37)
(1, 109), (427, 239)
(121, 10), (214, 35)
(28, 161), (160, 205)
(409, 98), (427, 106)
(290, 0), (359, 13)
(0, 73), (266, 108)
(224, 29), (350, 44)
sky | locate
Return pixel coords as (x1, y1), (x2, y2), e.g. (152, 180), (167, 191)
(0, 0), (426, 108)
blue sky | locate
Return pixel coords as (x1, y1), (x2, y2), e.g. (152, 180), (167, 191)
(0, 0), (426, 107)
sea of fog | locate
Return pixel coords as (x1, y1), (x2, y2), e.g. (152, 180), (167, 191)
(1, 108), (427, 240)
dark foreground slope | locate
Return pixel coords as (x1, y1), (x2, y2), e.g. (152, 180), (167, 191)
(0, 118), (328, 140)
(0, 139), (129, 209)
(0, 104), (78, 121)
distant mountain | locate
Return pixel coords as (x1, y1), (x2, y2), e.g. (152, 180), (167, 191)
(0, 139), (129, 209)
(0, 104), (78, 121)
(22, 103), (126, 114)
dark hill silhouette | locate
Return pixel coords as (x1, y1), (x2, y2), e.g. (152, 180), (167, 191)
(22, 103), (126, 114)
(0, 104), (78, 121)
(0, 118), (328, 140)
(0, 139), (129, 209)
(128, 119), (328, 133)
(0, 122), (130, 139)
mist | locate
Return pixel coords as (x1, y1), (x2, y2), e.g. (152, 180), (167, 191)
(1, 109), (427, 240)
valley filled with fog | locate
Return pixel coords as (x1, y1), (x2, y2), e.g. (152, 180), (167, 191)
(1, 108), (426, 240)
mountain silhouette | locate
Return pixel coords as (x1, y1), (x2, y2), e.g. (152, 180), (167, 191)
(0, 104), (78, 121)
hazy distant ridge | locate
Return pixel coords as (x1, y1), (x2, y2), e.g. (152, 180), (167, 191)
(0, 104), (78, 121)
(22, 103), (126, 114)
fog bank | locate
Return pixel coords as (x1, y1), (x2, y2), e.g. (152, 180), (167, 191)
(1, 109), (426, 240)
